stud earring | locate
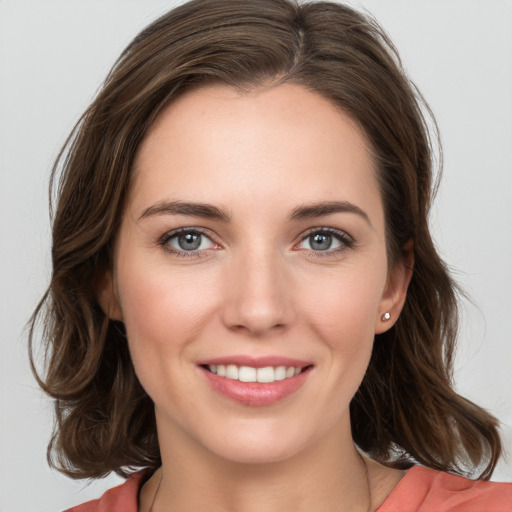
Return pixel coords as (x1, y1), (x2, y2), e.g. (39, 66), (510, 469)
(381, 312), (391, 321)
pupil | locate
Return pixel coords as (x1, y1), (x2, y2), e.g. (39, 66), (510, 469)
(311, 233), (332, 251)
(178, 233), (201, 250)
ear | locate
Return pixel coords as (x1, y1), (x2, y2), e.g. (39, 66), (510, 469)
(375, 239), (414, 334)
(94, 269), (123, 321)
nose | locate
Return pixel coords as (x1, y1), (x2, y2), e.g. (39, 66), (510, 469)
(220, 247), (295, 336)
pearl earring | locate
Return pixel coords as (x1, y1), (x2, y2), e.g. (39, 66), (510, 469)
(381, 312), (391, 321)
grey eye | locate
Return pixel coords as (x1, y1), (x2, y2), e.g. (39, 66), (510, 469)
(297, 229), (351, 253)
(177, 233), (202, 250)
(167, 231), (215, 252)
(309, 233), (334, 251)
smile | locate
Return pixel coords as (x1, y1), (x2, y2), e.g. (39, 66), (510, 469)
(205, 364), (304, 383)
(199, 358), (313, 406)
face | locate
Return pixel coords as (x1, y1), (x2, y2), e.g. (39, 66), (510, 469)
(100, 84), (409, 464)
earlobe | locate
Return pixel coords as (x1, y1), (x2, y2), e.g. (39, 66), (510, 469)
(95, 269), (123, 321)
(375, 239), (414, 334)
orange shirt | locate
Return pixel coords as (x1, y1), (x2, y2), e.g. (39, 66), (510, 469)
(66, 466), (512, 512)
(377, 466), (511, 511)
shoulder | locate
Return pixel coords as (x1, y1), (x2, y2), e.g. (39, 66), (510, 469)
(378, 465), (512, 512)
(64, 472), (147, 512)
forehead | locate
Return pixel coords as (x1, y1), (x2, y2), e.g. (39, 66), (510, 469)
(129, 83), (382, 223)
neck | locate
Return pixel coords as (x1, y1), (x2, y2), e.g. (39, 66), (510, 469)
(147, 414), (373, 512)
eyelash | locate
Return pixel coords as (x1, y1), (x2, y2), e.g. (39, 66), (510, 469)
(297, 227), (355, 257)
(158, 227), (216, 259)
(158, 226), (355, 259)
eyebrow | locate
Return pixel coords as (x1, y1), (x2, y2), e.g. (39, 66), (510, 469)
(289, 201), (373, 227)
(138, 200), (231, 222)
(138, 199), (372, 227)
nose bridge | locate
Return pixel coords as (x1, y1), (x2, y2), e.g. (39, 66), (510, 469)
(221, 242), (293, 335)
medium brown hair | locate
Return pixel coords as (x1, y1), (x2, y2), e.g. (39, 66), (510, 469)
(30, 0), (502, 479)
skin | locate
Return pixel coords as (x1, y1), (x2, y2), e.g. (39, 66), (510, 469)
(98, 83), (413, 511)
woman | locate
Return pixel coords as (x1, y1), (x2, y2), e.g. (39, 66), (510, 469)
(29, 0), (511, 510)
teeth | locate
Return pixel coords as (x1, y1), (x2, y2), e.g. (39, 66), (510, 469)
(257, 366), (274, 383)
(239, 366), (256, 382)
(206, 364), (305, 383)
(274, 366), (286, 381)
(226, 364), (238, 380)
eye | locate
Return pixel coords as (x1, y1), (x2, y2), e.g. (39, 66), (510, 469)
(159, 228), (217, 257)
(297, 228), (354, 253)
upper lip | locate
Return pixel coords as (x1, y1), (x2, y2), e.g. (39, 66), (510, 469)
(197, 355), (312, 368)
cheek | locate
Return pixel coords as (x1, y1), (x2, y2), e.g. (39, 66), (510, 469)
(114, 259), (219, 384)
(118, 257), (215, 331)
(298, 264), (386, 396)
(300, 264), (385, 345)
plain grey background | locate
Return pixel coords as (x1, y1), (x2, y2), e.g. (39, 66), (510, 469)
(1, 1), (511, 510)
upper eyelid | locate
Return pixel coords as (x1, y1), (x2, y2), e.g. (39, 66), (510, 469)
(298, 226), (353, 241)
(295, 227), (355, 254)
(159, 227), (219, 252)
(158, 226), (354, 249)
(159, 227), (219, 259)
(160, 226), (215, 241)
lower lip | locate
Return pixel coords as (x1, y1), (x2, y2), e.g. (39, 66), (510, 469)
(200, 367), (312, 406)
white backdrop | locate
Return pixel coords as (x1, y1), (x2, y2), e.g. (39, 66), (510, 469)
(1, 1), (511, 510)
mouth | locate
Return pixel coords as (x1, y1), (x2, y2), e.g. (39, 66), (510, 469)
(198, 358), (313, 406)
(201, 364), (311, 383)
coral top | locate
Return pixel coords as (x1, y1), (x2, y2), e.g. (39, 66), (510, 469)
(65, 466), (512, 512)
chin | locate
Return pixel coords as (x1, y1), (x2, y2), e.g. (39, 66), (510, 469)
(198, 417), (324, 466)
(211, 439), (301, 465)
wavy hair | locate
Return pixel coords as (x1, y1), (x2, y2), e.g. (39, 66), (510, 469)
(29, 0), (501, 479)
